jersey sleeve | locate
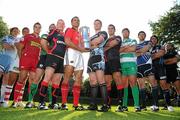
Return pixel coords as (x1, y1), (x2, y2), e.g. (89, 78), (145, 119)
(99, 31), (108, 40)
(115, 36), (122, 45)
(20, 35), (28, 46)
(2, 36), (9, 44)
(64, 28), (73, 41)
(131, 39), (137, 45)
(41, 34), (48, 40)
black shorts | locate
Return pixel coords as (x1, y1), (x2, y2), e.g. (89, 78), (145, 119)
(166, 68), (180, 83)
(37, 55), (47, 69)
(45, 54), (64, 73)
(137, 64), (154, 78)
(153, 63), (167, 80)
(87, 55), (105, 73)
(105, 59), (121, 75)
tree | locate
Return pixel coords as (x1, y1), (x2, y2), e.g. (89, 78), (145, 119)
(149, 3), (180, 50)
(0, 16), (9, 39)
(0, 16), (9, 50)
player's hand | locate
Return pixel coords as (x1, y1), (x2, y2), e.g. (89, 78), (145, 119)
(79, 47), (90, 52)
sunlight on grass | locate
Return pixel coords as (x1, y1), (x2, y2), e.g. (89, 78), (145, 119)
(0, 105), (180, 120)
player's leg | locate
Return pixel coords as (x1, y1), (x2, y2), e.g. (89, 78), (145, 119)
(72, 70), (84, 110)
(137, 77), (146, 110)
(0, 73), (9, 103)
(128, 64), (140, 112)
(38, 67), (55, 110)
(50, 73), (62, 109)
(105, 75), (112, 106)
(13, 70), (28, 107)
(104, 61), (113, 106)
(148, 75), (160, 111)
(3, 72), (18, 107)
(61, 65), (74, 110)
(87, 72), (98, 110)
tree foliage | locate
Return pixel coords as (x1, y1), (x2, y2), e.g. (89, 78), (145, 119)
(149, 3), (180, 50)
(0, 16), (9, 39)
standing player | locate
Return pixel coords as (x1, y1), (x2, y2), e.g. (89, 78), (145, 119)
(0, 27), (19, 106)
(119, 28), (141, 112)
(12, 22), (41, 108)
(104, 24), (123, 111)
(164, 43), (180, 107)
(2, 27), (30, 108)
(25, 24), (56, 108)
(61, 16), (88, 111)
(37, 19), (66, 110)
(136, 31), (159, 111)
(87, 19), (109, 112)
(151, 35), (174, 111)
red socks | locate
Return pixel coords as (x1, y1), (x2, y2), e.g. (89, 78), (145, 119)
(14, 82), (23, 102)
(117, 84), (124, 90)
(73, 85), (81, 106)
(61, 83), (69, 104)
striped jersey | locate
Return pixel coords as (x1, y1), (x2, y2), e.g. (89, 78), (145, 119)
(136, 40), (152, 66)
(120, 38), (137, 63)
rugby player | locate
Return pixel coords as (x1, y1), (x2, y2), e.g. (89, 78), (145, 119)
(87, 19), (109, 112)
(104, 24), (123, 112)
(0, 27), (19, 107)
(61, 16), (88, 111)
(25, 24), (56, 108)
(37, 20), (66, 110)
(136, 31), (159, 111)
(119, 28), (141, 112)
(151, 35), (174, 111)
(164, 43), (180, 107)
(12, 23), (41, 108)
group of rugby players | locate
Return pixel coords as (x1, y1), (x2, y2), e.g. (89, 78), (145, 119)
(0, 16), (180, 112)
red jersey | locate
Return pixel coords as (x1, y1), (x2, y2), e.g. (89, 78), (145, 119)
(20, 33), (41, 58)
(64, 28), (81, 47)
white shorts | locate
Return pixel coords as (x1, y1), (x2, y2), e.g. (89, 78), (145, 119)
(64, 48), (84, 71)
(9, 56), (20, 73)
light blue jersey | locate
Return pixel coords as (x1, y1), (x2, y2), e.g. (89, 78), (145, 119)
(1, 35), (19, 60)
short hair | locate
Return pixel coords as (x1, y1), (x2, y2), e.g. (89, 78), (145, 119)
(94, 19), (102, 25)
(122, 28), (130, 33)
(150, 35), (158, 41)
(138, 31), (146, 36)
(71, 16), (79, 22)
(10, 27), (19, 35)
(22, 27), (29, 32)
(108, 24), (116, 30)
(33, 22), (41, 28)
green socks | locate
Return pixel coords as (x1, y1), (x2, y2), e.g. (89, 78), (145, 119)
(123, 87), (128, 107)
(47, 85), (52, 103)
(131, 85), (139, 107)
(28, 83), (38, 102)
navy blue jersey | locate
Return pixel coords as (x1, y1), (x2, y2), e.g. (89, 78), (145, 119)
(151, 45), (164, 65)
(163, 50), (178, 69)
(136, 40), (152, 66)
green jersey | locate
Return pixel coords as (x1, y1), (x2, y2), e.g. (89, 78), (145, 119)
(120, 38), (137, 63)
(40, 34), (48, 55)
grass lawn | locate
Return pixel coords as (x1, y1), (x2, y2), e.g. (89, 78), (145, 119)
(0, 104), (180, 120)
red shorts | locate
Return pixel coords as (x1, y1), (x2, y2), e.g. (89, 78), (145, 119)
(19, 56), (39, 72)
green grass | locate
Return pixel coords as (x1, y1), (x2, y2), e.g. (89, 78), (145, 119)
(0, 105), (180, 120)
